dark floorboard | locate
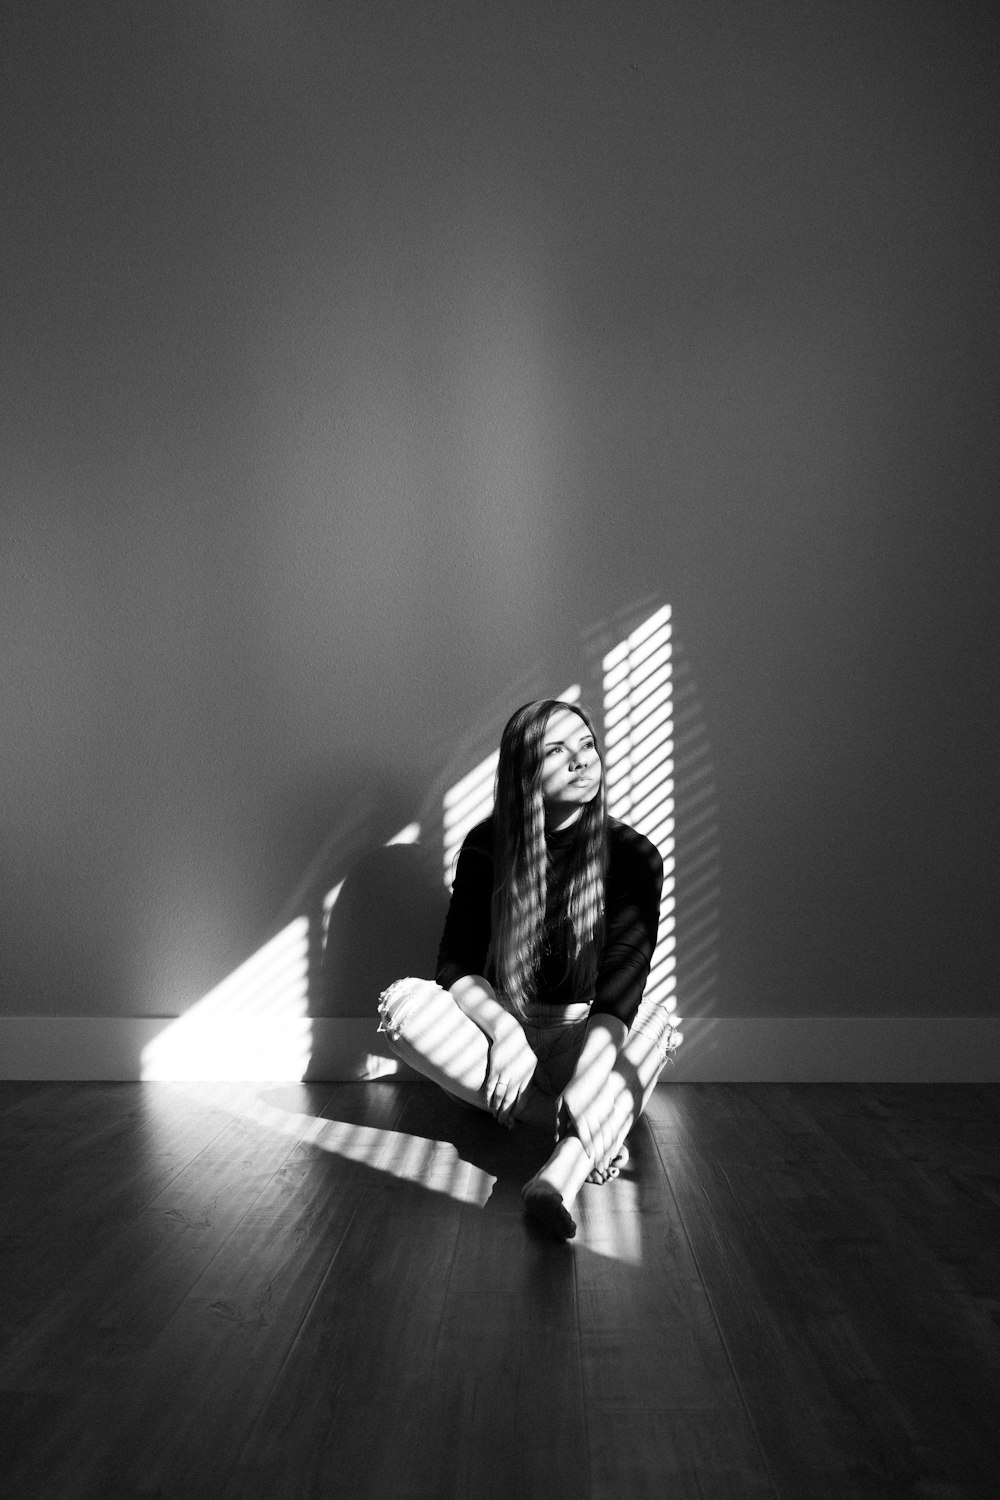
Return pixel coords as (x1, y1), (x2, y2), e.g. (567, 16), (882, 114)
(1, 1081), (999, 1498)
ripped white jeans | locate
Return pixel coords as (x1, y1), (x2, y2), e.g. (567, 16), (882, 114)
(379, 978), (678, 1061)
(377, 976), (679, 1129)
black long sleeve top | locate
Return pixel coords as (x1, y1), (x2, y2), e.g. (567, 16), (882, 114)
(435, 815), (664, 1028)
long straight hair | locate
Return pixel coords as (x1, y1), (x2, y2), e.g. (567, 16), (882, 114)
(490, 699), (608, 1017)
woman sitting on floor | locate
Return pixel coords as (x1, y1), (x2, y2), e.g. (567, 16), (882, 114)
(377, 697), (678, 1239)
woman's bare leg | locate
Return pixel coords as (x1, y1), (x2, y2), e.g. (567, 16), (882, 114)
(522, 1003), (679, 1237)
(378, 978), (492, 1106)
(520, 1136), (594, 1237)
(380, 980), (679, 1237)
(377, 978), (556, 1130)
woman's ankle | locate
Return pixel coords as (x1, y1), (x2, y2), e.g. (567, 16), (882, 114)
(531, 1135), (591, 1201)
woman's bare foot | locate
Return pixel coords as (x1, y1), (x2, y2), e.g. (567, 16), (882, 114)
(521, 1177), (577, 1239)
(521, 1136), (592, 1239)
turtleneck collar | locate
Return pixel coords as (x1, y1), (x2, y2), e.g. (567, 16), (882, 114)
(545, 820), (578, 850)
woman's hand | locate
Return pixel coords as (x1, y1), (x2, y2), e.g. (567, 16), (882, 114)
(485, 1021), (538, 1128)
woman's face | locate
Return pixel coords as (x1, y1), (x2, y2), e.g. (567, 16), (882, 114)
(538, 707), (602, 828)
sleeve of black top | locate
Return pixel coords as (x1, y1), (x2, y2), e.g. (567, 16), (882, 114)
(434, 830), (494, 991)
(590, 824), (664, 1028)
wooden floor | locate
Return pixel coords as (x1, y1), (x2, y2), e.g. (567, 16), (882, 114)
(2, 1081), (999, 1499)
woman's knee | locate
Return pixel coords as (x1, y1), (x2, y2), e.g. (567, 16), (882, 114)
(626, 998), (680, 1069)
(377, 976), (449, 1052)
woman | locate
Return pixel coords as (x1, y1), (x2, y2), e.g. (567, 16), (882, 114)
(377, 698), (678, 1238)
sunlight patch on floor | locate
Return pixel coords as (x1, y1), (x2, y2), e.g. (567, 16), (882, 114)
(218, 1085), (639, 1258)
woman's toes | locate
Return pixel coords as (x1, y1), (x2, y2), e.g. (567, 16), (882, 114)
(586, 1145), (629, 1185)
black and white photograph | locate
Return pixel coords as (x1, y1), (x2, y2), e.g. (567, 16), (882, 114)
(3, 2), (998, 1495)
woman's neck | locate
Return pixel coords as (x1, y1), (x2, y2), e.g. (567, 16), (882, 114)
(544, 807), (583, 834)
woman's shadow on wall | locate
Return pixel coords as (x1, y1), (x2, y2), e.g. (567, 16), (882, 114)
(316, 840), (450, 1018)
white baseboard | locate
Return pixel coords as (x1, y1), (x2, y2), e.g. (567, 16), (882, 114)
(1, 1015), (999, 1082)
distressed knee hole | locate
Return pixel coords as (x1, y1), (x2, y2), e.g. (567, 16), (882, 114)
(377, 976), (435, 1047)
(631, 1007), (681, 1067)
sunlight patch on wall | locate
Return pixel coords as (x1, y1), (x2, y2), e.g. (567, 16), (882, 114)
(667, 643), (721, 1029)
(442, 750), (498, 886)
(602, 606), (677, 1018)
(386, 822), (420, 846)
(321, 879), (345, 945)
(140, 917), (312, 1080)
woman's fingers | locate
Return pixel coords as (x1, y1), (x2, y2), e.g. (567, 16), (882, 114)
(582, 1113), (612, 1172)
(488, 1073), (518, 1125)
(577, 1114), (599, 1167)
(498, 1079), (527, 1127)
(486, 1029), (537, 1125)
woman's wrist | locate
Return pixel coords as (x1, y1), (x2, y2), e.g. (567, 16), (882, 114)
(488, 1009), (522, 1042)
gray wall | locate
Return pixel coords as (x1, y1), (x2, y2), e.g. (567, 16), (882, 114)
(3, 1), (997, 1026)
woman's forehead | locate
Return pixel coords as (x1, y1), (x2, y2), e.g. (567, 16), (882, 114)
(543, 708), (590, 743)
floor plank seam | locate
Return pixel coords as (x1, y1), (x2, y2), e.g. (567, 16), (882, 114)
(202, 1088), (409, 1491)
(7, 1082), (1000, 1498)
(218, 1174), (371, 1490)
(570, 1220), (596, 1500)
(647, 1094), (783, 1499)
